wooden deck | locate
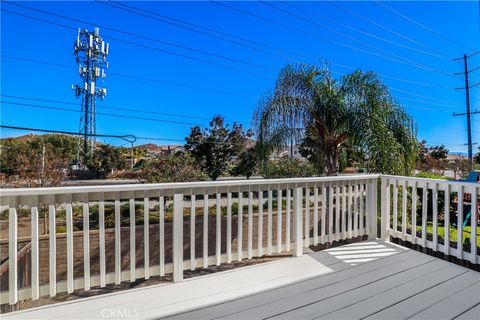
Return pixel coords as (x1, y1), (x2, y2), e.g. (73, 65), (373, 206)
(3, 240), (479, 320)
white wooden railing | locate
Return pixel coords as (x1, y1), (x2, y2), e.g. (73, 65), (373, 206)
(380, 175), (479, 264)
(1, 175), (378, 305)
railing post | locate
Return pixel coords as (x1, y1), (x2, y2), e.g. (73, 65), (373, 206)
(293, 186), (303, 257)
(173, 193), (184, 282)
(366, 178), (378, 240)
(380, 176), (390, 241)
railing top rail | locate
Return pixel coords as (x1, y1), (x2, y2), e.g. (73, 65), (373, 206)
(380, 174), (480, 188)
(0, 174), (380, 197)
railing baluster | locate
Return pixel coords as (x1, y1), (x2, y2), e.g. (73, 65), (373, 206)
(277, 188), (282, 253)
(470, 187), (477, 264)
(203, 194), (208, 268)
(248, 190), (253, 259)
(160, 196), (165, 275)
(258, 188), (264, 256)
(286, 189), (291, 252)
(359, 183), (365, 233)
(66, 203), (74, 293)
(305, 187), (310, 246)
(432, 183), (438, 251)
(129, 198), (135, 282)
(367, 179), (378, 239)
(380, 177), (390, 241)
(402, 181), (407, 241)
(267, 189), (273, 255)
(421, 183), (428, 246)
(347, 184), (353, 239)
(190, 194), (196, 270)
(144, 197), (150, 279)
(99, 198), (106, 287)
(342, 184), (347, 240)
(83, 202), (90, 290)
(293, 187), (303, 257)
(173, 193), (184, 282)
(237, 192), (243, 261)
(457, 186), (463, 260)
(216, 192), (222, 265)
(329, 184), (334, 242)
(393, 180), (398, 233)
(321, 184), (326, 243)
(313, 186), (319, 245)
(335, 183), (341, 241)
(9, 207), (18, 304)
(48, 204), (56, 297)
(353, 182), (359, 237)
(444, 185), (450, 256)
(114, 199), (121, 284)
(31, 206), (39, 300)
(226, 192), (232, 263)
(412, 182), (417, 241)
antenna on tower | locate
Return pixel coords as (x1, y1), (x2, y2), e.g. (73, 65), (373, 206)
(72, 27), (109, 168)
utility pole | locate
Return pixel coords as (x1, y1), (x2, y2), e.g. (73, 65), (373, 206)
(72, 27), (109, 168)
(453, 51), (479, 170)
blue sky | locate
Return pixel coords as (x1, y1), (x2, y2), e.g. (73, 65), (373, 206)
(1, 1), (479, 152)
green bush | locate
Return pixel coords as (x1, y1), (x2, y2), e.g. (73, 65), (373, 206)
(415, 171), (444, 179)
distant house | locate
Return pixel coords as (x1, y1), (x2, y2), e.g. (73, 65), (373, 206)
(136, 143), (185, 158)
(270, 145), (306, 161)
(445, 153), (466, 163)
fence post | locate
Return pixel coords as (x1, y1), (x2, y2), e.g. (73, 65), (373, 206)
(293, 186), (303, 257)
(380, 176), (390, 241)
(173, 193), (184, 282)
(366, 178), (378, 240)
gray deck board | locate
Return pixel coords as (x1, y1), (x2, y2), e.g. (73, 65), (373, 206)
(366, 271), (480, 320)
(3, 240), (478, 320)
(409, 283), (480, 320)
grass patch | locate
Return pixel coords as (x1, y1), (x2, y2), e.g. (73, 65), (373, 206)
(416, 222), (480, 245)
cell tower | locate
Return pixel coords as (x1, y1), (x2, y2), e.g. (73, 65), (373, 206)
(72, 27), (109, 165)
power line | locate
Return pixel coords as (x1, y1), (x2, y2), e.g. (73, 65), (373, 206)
(328, 1), (455, 60)
(1, 100), (208, 127)
(279, 1), (453, 61)
(0, 125), (137, 143)
(261, 1), (450, 62)
(388, 88), (463, 107)
(1, 0), (274, 72)
(213, 1), (457, 78)
(375, 1), (478, 52)
(5, 3), (462, 97)
(6, 53), (462, 112)
(1, 54), (237, 95)
(96, 0), (298, 63)
(1, 7), (272, 78)
(0, 94), (211, 121)
(394, 96), (463, 109)
(0, 125), (257, 145)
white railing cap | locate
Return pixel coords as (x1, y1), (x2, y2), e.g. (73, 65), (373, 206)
(0, 174), (380, 197)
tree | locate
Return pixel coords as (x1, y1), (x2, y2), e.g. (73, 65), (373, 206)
(255, 64), (418, 175)
(231, 147), (257, 179)
(1, 134), (76, 177)
(141, 153), (207, 183)
(86, 144), (127, 178)
(474, 146), (480, 165)
(262, 157), (316, 179)
(185, 115), (253, 180)
(14, 145), (68, 187)
(417, 140), (448, 173)
(449, 156), (470, 180)
(1, 134), (76, 187)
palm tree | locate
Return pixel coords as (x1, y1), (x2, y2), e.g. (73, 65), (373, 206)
(254, 63), (418, 175)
